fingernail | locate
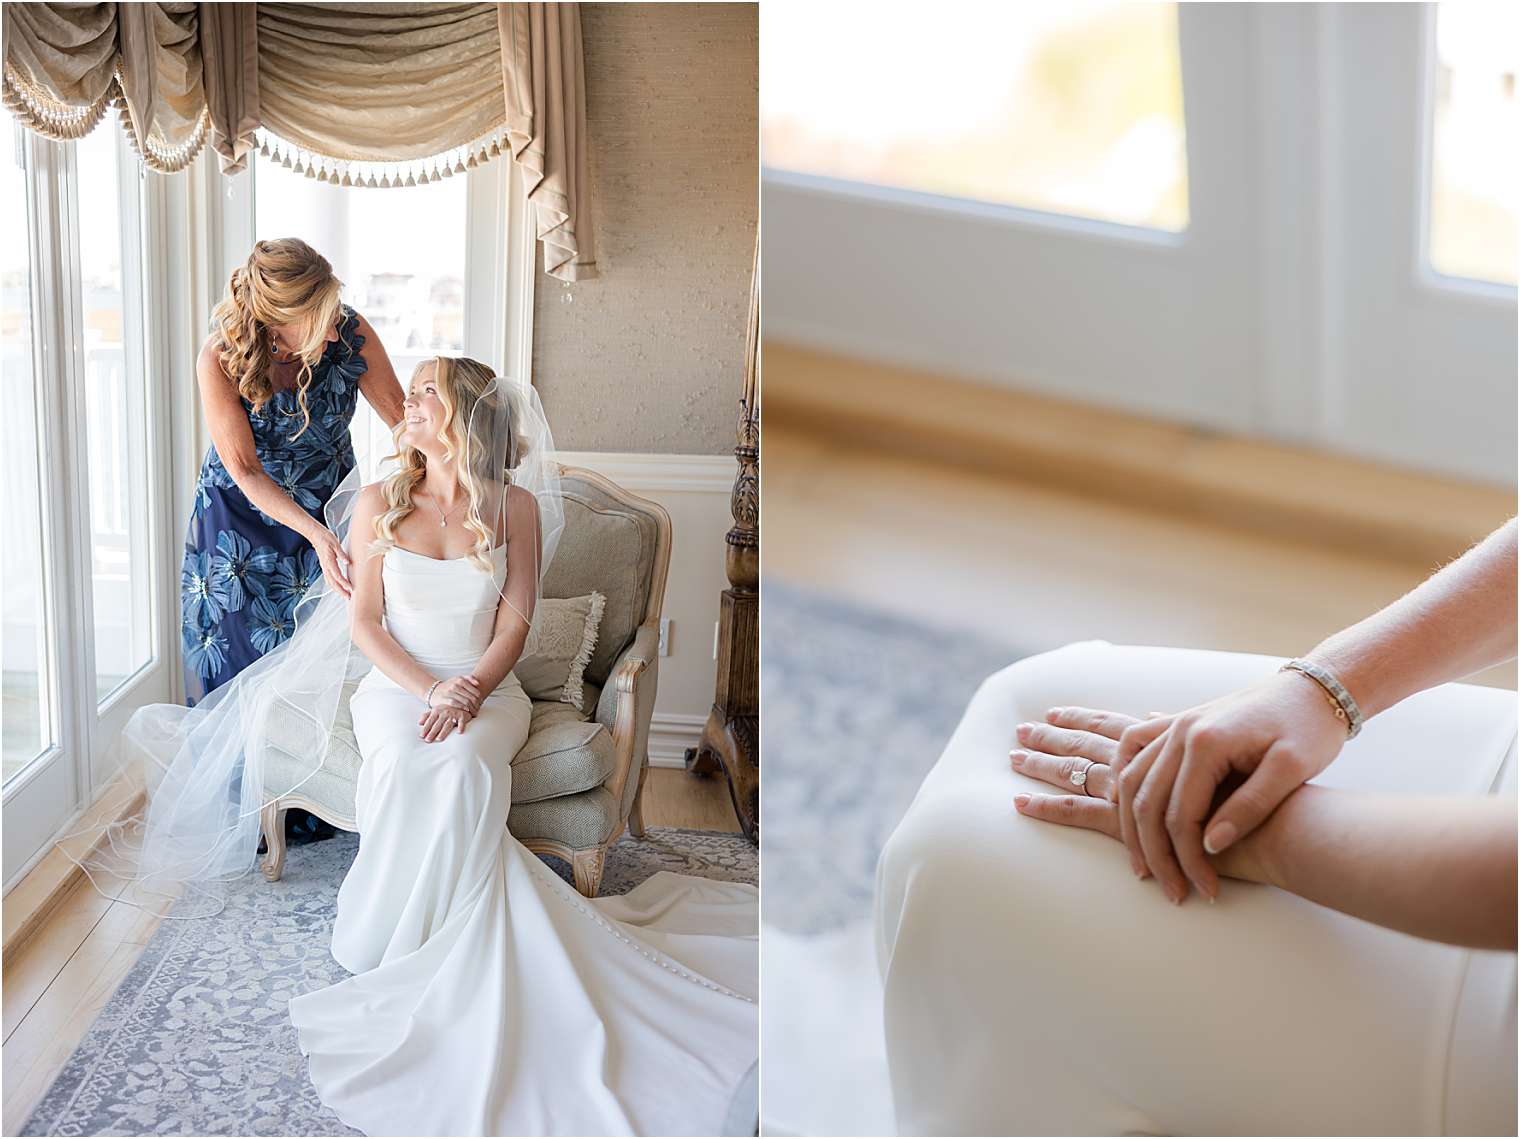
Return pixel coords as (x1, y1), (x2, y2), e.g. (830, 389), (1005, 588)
(1204, 822), (1238, 854)
(1014, 793), (1031, 810)
(1166, 884), (1184, 905)
(1048, 706), (1065, 719)
(1015, 722), (1031, 740)
(1009, 749), (1026, 768)
(1131, 858), (1146, 879)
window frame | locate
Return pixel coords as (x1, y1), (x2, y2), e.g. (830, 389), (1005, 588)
(3, 127), (179, 886)
(761, 2), (1516, 485)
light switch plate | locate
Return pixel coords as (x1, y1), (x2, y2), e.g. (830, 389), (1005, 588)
(658, 617), (670, 657)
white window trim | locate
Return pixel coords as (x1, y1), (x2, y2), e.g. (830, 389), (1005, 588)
(4, 129), (179, 887)
(762, 3), (1516, 486)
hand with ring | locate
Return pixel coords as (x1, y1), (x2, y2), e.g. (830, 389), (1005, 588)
(418, 704), (473, 743)
(1009, 706), (1265, 887)
(1007, 707), (1131, 825)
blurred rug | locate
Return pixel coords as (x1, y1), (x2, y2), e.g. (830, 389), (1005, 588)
(761, 580), (1019, 1136)
(20, 827), (755, 1137)
(762, 579), (1019, 933)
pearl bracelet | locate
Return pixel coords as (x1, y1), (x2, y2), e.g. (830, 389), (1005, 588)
(1279, 658), (1364, 738)
(425, 679), (441, 708)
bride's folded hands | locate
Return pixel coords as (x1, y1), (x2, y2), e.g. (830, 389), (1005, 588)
(431, 673), (483, 714)
(1011, 705), (1517, 950)
(1009, 709), (1271, 888)
(418, 700), (475, 741)
(1105, 676), (1347, 904)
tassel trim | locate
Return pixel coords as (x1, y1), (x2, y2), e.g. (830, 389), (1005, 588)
(253, 120), (512, 189)
(562, 590), (605, 714)
(2, 60), (210, 173)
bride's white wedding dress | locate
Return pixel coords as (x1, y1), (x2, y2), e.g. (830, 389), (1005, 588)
(286, 541), (758, 1137)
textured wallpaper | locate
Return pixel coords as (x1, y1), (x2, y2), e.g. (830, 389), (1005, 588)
(531, 2), (758, 455)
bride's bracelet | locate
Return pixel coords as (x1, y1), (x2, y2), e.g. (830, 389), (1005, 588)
(1279, 658), (1364, 738)
(424, 679), (441, 708)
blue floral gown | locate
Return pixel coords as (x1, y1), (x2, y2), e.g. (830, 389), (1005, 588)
(180, 302), (368, 843)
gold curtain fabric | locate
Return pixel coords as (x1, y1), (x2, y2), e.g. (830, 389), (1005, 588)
(2, 3), (122, 140)
(199, 3), (259, 173)
(2, 2), (210, 171)
(2, 1), (596, 281)
(256, 3), (505, 166)
(500, 3), (596, 281)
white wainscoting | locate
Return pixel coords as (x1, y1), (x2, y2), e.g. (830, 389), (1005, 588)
(556, 451), (736, 769)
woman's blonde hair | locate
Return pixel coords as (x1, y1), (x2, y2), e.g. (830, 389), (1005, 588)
(370, 356), (529, 573)
(210, 237), (344, 439)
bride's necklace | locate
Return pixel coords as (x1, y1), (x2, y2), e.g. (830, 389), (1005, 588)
(427, 491), (464, 528)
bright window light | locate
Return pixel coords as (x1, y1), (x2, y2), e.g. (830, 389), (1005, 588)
(1427, 4), (1518, 286)
(761, 0), (1189, 232)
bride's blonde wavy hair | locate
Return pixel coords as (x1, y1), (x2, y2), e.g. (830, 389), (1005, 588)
(210, 237), (344, 441)
(370, 356), (531, 574)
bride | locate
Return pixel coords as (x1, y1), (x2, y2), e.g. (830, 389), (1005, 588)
(74, 356), (758, 1137)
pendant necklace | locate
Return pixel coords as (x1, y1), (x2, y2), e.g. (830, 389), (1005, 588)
(428, 492), (464, 528)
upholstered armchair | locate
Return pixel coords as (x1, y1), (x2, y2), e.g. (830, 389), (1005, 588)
(258, 466), (672, 897)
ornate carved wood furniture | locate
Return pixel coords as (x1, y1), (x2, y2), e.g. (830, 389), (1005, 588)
(686, 242), (759, 841)
(258, 466), (672, 897)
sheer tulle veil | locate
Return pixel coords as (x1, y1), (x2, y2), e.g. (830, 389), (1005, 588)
(57, 365), (563, 919)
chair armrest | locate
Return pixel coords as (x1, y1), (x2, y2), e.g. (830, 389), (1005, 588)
(595, 624), (660, 813)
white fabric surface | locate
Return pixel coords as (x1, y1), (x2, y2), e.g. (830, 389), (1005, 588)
(287, 544), (758, 1136)
(760, 921), (894, 1137)
(875, 640), (1518, 1136)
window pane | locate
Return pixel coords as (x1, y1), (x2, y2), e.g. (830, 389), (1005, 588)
(1428, 5), (1518, 285)
(253, 162), (468, 479)
(2, 118), (56, 782)
(761, 1), (1188, 232)
(76, 127), (153, 702)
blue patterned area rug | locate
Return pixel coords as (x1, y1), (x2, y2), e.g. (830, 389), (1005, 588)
(20, 827), (755, 1137)
(761, 581), (1020, 935)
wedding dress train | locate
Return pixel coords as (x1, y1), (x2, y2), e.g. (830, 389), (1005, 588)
(287, 542), (758, 1137)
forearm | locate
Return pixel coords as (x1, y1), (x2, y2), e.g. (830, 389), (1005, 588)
(352, 619), (440, 702)
(470, 629), (529, 696)
(1306, 519), (1516, 719)
(1220, 786), (1517, 949)
(227, 464), (321, 541)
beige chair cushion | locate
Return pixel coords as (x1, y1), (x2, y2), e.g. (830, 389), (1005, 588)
(511, 699), (616, 803)
(507, 784), (620, 848)
(542, 476), (659, 686)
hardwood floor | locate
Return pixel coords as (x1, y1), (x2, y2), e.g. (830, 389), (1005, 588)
(0, 765), (740, 1133)
(765, 421), (1517, 691)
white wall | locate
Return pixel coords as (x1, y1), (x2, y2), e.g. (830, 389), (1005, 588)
(556, 451), (738, 767)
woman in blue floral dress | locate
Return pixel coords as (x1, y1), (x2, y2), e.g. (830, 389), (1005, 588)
(184, 238), (405, 842)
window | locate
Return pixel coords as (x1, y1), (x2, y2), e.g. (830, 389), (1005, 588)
(253, 161), (470, 479)
(4, 122), (173, 881)
(76, 126), (154, 702)
(1, 115), (54, 785)
(761, 1), (1188, 232)
(1427, 3), (1518, 286)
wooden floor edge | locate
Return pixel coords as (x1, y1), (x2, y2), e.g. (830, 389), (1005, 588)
(764, 344), (1516, 567)
(3, 779), (146, 962)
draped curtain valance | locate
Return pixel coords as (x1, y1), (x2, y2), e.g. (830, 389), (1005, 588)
(1, 1), (595, 280)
